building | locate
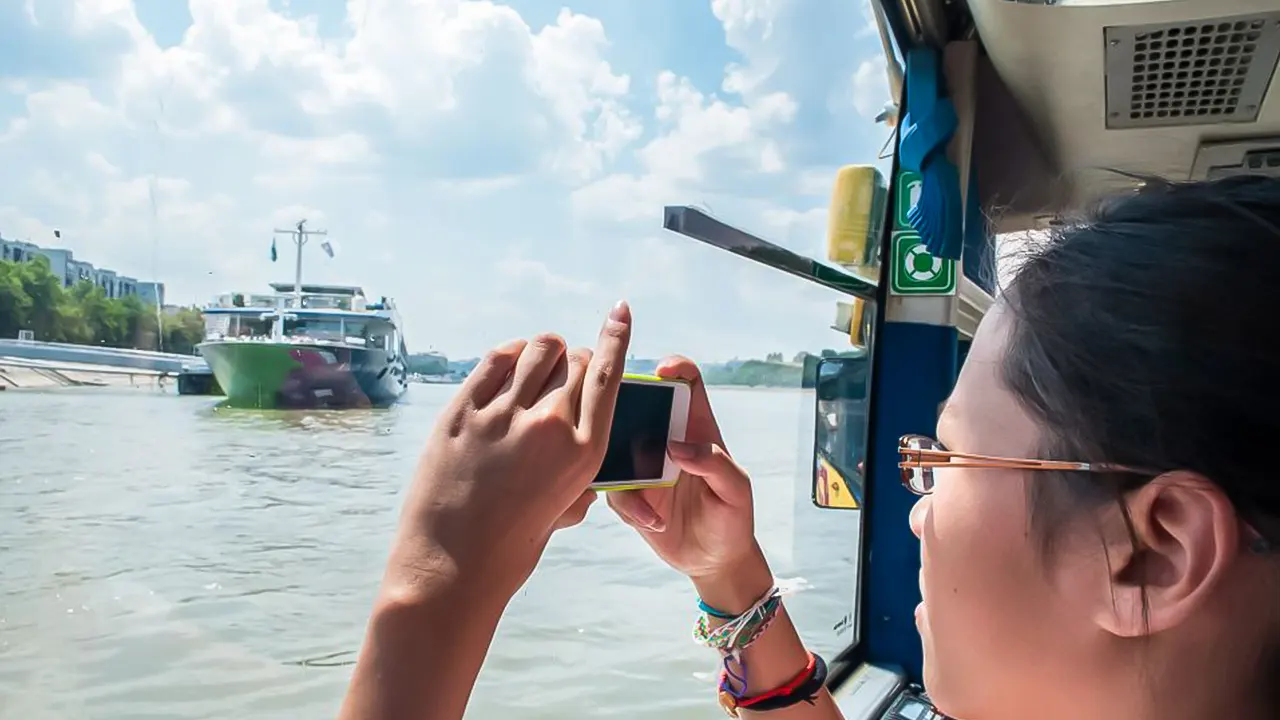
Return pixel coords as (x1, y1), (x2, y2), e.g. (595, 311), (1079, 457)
(0, 238), (41, 264)
(0, 232), (164, 304)
(136, 281), (165, 307)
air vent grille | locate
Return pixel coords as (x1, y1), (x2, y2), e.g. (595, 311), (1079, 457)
(1104, 12), (1280, 129)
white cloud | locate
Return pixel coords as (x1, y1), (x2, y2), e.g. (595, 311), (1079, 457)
(850, 58), (890, 120)
(713, 0), (786, 98)
(496, 250), (596, 298)
(0, 0), (891, 361)
(569, 71), (796, 225)
(25, 84), (117, 131)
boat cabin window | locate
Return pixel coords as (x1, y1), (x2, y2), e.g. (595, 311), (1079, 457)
(299, 294), (352, 310)
(341, 319), (369, 345)
(245, 317), (272, 338)
(364, 321), (394, 352)
(203, 314), (275, 339)
(203, 313), (231, 340)
(282, 316), (346, 343)
(204, 314), (395, 346)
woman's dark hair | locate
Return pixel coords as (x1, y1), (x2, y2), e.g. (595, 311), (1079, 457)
(998, 174), (1280, 703)
(1000, 174), (1280, 546)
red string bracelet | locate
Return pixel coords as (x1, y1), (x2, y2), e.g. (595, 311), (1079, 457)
(718, 652), (826, 716)
(734, 652), (818, 710)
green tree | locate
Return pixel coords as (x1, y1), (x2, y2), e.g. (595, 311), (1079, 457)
(406, 353), (449, 375)
(0, 257), (205, 354)
(0, 261), (33, 338)
(16, 256), (66, 340)
(162, 308), (206, 355)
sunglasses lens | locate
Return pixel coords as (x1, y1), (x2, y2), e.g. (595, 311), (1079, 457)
(900, 435), (940, 495)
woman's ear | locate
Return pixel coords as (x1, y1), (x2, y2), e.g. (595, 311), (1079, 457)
(1092, 472), (1240, 637)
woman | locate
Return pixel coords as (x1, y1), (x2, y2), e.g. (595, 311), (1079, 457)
(338, 176), (1280, 720)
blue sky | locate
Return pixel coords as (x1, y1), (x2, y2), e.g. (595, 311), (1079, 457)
(0, 0), (893, 360)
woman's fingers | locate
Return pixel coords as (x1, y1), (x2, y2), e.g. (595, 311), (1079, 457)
(558, 347), (593, 423)
(527, 349), (571, 409)
(578, 301), (632, 442)
(459, 338), (527, 411)
(553, 490), (598, 530)
(655, 355), (725, 448)
(667, 441), (751, 506)
(508, 333), (568, 408)
(654, 354), (699, 382)
(527, 346), (592, 428)
(606, 489), (667, 532)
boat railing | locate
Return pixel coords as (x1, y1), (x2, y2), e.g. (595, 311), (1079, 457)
(200, 332), (372, 347)
(211, 292), (366, 311)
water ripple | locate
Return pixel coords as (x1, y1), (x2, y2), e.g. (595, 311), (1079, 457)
(0, 385), (860, 719)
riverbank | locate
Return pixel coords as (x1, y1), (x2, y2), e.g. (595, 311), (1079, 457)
(0, 359), (172, 390)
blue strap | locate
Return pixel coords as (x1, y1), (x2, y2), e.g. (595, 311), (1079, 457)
(698, 598), (737, 620)
(962, 162), (996, 294)
(898, 47), (963, 261)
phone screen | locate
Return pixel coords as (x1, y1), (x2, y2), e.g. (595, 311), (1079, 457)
(593, 381), (674, 483)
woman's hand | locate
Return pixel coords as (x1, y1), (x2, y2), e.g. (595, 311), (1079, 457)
(340, 303), (633, 720)
(384, 302), (633, 603)
(606, 356), (772, 612)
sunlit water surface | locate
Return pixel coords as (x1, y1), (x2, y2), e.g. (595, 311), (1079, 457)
(0, 384), (860, 719)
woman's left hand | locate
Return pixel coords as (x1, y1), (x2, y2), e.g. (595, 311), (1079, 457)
(382, 302), (633, 604)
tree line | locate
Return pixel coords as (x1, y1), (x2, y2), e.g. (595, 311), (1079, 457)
(0, 256), (205, 354)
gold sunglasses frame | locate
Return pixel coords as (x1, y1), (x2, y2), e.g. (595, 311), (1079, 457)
(895, 434), (1274, 555)
(896, 433), (1142, 495)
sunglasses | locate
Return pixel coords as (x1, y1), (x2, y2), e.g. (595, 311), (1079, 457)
(897, 434), (1275, 555)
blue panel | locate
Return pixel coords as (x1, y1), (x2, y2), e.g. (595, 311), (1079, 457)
(862, 320), (958, 681)
(961, 167), (997, 295)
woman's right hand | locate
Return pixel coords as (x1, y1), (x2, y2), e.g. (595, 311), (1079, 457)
(607, 356), (774, 613)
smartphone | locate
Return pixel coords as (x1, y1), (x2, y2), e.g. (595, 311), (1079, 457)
(589, 374), (692, 491)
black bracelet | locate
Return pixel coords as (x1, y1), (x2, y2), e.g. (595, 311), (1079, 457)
(738, 653), (828, 712)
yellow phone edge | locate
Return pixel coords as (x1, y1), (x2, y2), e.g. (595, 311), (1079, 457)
(591, 479), (681, 492)
(619, 372), (690, 384)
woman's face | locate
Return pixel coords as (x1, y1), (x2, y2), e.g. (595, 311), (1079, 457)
(909, 306), (1118, 719)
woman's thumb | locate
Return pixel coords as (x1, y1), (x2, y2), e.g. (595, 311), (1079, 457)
(667, 441), (751, 505)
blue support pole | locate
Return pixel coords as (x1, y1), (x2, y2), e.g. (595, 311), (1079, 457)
(861, 319), (957, 681)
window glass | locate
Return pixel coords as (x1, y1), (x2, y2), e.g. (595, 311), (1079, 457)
(0, 1), (896, 716)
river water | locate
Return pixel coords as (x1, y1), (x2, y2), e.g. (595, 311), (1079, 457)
(0, 384), (861, 719)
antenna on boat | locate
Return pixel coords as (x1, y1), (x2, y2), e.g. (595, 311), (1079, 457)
(267, 219), (328, 342)
(272, 219), (328, 307)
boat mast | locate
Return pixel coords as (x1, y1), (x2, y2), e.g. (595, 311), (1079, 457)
(271, 219), (327, 341)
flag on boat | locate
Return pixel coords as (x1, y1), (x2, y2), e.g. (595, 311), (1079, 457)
(320, 239), (334, 258)
(270, 238), (278, 262)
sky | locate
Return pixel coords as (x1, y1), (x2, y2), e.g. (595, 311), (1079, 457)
(0, 0), (895, 361)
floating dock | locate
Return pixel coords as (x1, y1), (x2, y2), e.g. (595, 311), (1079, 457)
(0, 339), (221, 395)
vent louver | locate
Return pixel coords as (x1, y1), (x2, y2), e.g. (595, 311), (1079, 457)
(1104, 12), (1280, 129)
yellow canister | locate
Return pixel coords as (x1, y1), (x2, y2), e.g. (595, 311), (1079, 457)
(826, 165), (887, 271)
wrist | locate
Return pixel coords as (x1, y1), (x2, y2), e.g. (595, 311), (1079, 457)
(372, 577), (506, 628)
(373, 569), (510, 641)
(690, 542), (774, 616)
(380, 536), (514, 616)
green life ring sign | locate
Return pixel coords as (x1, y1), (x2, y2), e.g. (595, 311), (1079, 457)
(890, 230), (956, 295)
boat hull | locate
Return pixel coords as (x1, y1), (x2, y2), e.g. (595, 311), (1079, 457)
(197, 341), (408, 409)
